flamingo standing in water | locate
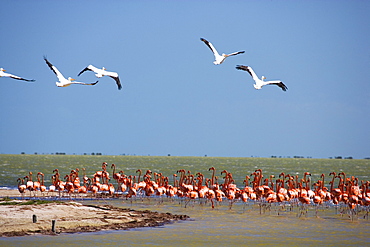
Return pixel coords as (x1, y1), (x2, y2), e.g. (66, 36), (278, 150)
(53, 169), (65, 197)
(126, 175), (137, 199)
(298, 181), (311, 217)
(118, 171), (128, 193)
(17, 178), (26, 197)
(37, 172), (47, 196)
(64, 174), (75, 198)
(24, 173), (34, 197)
(71, 169), (81, 190)
(77, 178), (88, 195)
(111, 164), (121, 191)
(196, 173), (209, 199)
(312, 181), (324, 216)
(32, 172), (41, 196)
(361, 181), (370, 217)
(8, 162), (370, 218)
(88, 178), (99, 198)
(48, 175), (57, 197)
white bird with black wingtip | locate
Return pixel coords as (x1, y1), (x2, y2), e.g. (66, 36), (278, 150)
(200, 38), (245, 65)
(44, 57), (98, 87)
(236, 65), (287, 91)
(78, 65), (122, 90)
(0, 68), (35, 82)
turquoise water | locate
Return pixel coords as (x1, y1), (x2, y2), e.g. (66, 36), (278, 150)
(0, 155), (369, 246)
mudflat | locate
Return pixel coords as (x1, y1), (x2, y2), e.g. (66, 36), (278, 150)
(0, 189), (189, 237)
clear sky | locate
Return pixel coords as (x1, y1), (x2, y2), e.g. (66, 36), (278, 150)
(1, 1), (369, 159)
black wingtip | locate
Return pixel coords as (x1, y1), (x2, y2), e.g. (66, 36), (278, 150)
(77, 67), (88, 77)
(112, 76), (122, 90)
(43, 56), (55, 74)
(235, 65), (246, 70)
(19, 78), (35, 82)
(280, 82), (288, 91)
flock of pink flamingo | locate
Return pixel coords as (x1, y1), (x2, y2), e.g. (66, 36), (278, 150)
(17, 162), (370, 216)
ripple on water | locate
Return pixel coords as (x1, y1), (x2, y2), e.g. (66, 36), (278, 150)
(0, 155), (369, 246)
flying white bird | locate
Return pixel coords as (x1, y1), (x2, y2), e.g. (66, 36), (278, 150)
(77, 65), (122, 90)
(44, 57), (98, 87)
(236, 65), (287, 91)
(0, 68), (35, 82)
(200, 38), (245, 65)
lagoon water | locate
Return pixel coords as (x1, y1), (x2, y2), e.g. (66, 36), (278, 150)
(0, 155), (369, 246)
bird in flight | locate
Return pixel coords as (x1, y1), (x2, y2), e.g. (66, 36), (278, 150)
(236, 65), (287, 91)
(44, 57), (98, 87)
(200, 38), (245, 65)
(0, 68), (35, 82)
(78, 65), (121, 90)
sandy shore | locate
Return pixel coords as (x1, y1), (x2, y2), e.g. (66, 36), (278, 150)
(0, 189), (189, 237)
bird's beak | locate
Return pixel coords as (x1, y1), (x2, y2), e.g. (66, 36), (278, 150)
(71, 78), (75, 81)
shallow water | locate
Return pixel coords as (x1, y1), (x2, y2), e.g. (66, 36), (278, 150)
(1, 198), (369, 246)
(1, 154), (369, 189)
(0, 155), (369, 246)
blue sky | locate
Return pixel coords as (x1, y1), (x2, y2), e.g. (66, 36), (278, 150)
(0, 1), (369, 158)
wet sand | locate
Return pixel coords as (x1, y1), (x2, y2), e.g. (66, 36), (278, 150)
(0, 189), (189, 237)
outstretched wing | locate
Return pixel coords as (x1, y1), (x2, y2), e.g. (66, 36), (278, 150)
(267, 80), (288, 91)
(6, 72), (35, 82)
(44, 56), (65, 81)
(109, 75), (122, 90)
(73, 80), (99, 86)
(227, 51), (245, 57)
(99, 69), (121, 90)
(200, 38), (220, 57)
(77, 67), (91, 76)
(236, 65), (259, 82)
(77, 65), (99, 76)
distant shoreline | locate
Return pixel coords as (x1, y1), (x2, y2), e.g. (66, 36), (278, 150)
(1, 153), (368, 160)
